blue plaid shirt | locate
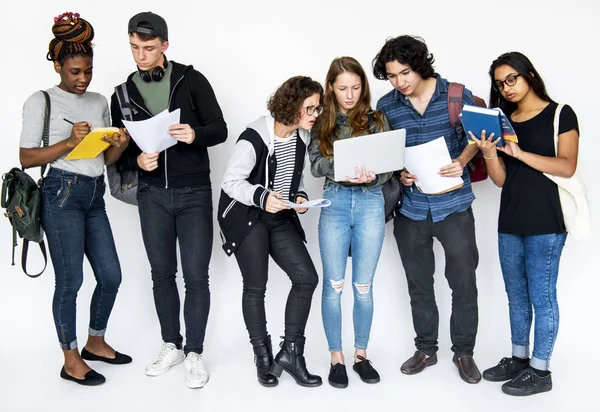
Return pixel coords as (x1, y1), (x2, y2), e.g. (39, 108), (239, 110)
(376, 74), (475, 223)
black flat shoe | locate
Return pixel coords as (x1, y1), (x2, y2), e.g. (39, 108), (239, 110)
(328, 363), (348, 388)
(353, 356), (380, 384)
(81, 348), (132, 365)
(60, 366), (106, 386)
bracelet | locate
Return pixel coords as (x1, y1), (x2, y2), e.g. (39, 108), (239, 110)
(483, 154), (498, 160)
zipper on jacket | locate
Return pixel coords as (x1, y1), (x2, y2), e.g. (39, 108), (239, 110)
(164, 150), (168, 188)
(130, 98), (152, 117)
(131, 75), (185, 189)
(221, 199), (237, 219)
(163, 76), (184, 189)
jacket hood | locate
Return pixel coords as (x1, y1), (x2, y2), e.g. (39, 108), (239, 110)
(247, 115), (274, 154)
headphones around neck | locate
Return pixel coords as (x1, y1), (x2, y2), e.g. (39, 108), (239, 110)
(138, 55), (169, 82)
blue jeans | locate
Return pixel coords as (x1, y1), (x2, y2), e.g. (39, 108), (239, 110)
(319, 183), (385, 352)
(41, 168), (122, 350)
(137, 182), (213, 355)
(498, 232), (567, 370)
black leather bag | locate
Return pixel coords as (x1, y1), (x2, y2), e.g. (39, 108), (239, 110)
(382, 171), (403, 222)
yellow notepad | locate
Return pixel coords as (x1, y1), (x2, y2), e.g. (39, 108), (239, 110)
(65, 127), (118, 160)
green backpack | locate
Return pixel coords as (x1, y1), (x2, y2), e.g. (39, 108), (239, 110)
(1, 90), (50, 278)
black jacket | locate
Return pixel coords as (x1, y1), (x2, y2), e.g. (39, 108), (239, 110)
(110, 61), (227, 188)
(218, 117), (310, 256)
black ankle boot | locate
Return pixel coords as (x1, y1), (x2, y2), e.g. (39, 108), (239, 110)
(270, 337), (322, 387)
(252, 336), (278, 387)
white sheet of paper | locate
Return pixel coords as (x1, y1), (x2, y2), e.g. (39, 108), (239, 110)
(404, 137), (464, 194)
(122, 108), (180, 153)
(285, 198), (331, 208)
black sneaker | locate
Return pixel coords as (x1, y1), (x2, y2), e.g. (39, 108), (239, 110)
(483, 357), (529, 382)
(501, 367), (552, 396)
(328, 363), (348, 388)
(353, 355), (380, 384)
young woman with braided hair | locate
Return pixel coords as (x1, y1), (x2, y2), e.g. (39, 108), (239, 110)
(19, 12), (131, 386)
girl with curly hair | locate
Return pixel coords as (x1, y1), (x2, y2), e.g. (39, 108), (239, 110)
(218, 76), (323, 388)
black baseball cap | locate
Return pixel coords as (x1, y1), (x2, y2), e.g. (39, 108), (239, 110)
(128, 12), (168, 41)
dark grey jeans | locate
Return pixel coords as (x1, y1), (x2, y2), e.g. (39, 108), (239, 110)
(137, 182), (213, 355)
(393, 208), (479, 357)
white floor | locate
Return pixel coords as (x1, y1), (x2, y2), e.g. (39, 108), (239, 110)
(1, 275), (597, 412)
(1, 341), (596, 412)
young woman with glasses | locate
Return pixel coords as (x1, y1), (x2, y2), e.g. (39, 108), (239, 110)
(470, 51), (580, 396)
(218, 76), (324, 388)
(308, 57), (392, 388)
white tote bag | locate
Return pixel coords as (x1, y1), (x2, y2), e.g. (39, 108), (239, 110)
(543, 104), (591, 241)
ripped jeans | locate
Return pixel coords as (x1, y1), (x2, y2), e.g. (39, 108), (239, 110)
(319, 183), (385, 352)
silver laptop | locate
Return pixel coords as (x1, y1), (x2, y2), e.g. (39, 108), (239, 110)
(333, 128), (406, 182)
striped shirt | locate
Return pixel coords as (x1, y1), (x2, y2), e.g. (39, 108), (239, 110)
(273, 134), (297, 199)
(376, 74), (475, 223)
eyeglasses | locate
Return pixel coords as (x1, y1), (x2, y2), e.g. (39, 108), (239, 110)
(305, 105), (324, 116)
(494, 74), (521, 91)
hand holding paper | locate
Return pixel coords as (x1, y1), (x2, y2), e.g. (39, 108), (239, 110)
(123, 108), (180, 153)
(404, 137), (464, 194)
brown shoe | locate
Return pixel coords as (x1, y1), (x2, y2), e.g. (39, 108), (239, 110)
(453, 354), (482, 384)
(400, 351), (438, 375)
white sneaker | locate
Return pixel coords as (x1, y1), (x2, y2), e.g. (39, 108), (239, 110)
(184, 352), (209, 389)
(145, 342), (185, 376)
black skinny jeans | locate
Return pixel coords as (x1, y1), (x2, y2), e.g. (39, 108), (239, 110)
(234, 210), (319, 347)
(393, 208), (479, 357)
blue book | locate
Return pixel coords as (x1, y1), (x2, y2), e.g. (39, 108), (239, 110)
(459, 105), (518, 146)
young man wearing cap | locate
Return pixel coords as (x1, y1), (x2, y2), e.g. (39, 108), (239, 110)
(111, 11), (227, 389)
(372, 35), (482, 384)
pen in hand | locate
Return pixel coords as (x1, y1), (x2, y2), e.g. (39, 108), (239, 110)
(59, 116), (75, 125)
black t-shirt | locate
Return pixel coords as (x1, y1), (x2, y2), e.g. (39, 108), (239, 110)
(498, 102), (579, 235)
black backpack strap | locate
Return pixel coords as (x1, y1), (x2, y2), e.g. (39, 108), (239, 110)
(115, 82), (135, 122)
(21, 239), (47, 278)
(367, 111), (374, 130)
(40, 90), (51, 179)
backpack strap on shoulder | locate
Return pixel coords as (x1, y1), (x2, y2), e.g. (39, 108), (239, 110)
(114, 82), (136, 122)
(40, 90), (51, 179)
(447, 82), (464, 128)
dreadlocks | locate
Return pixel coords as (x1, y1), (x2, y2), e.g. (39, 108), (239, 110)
(46, 12), (94, 63)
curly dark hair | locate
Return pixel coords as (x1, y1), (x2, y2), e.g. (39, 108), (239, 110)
(267, 76), (324, 126)
(47, 12), (94, 63)
(372, 35), (434, 80)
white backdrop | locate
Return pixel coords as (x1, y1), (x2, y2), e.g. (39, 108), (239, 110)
(1, 1), (598, 411)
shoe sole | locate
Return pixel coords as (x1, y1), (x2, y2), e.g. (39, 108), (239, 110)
(258, 380), (279, 388)
(502, 383), (552, 396)
(186, 377), (208, 389)
(358, 376), (380, 384)
(328, 379), (348, 388)
(145, 354), (185, 376)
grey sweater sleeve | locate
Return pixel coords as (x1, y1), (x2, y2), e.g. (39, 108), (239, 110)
(19, 91), (46, 149)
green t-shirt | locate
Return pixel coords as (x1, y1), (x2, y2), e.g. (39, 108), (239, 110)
(132, 62), (172, 116)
